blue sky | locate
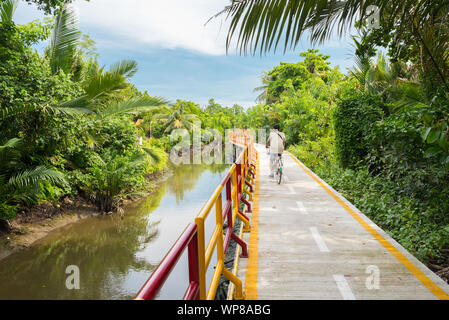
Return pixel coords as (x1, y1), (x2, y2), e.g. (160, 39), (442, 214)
(14, 0), (357, 108)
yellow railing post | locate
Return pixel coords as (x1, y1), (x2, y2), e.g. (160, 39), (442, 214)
(206, 194), (224, 300)
(195, 216), (206, 300)
(185, 130), (255, 300)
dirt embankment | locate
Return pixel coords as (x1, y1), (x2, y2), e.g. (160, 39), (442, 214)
(0, 196), (98, 261)
(0, 168), (173, 262)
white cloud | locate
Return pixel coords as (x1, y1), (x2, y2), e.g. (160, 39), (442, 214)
(74, 0), (232, 56)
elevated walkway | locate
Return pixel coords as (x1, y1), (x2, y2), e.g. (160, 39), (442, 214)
(237, 144), (449, 300)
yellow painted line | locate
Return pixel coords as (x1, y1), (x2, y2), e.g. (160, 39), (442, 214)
(286, 151), (449, 300)
(245, 153), (259, 300)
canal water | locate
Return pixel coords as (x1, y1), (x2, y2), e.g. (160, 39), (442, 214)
(0, 163), (229, 300)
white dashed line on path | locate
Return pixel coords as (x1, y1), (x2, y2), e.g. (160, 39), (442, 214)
(333, 275), (356, 300)
(310, 227), (329, 252)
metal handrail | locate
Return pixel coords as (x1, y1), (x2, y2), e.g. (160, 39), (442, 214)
(134, 223), (200, 300)
(135, 131), (256, 300)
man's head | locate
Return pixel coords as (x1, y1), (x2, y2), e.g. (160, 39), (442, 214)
(273, 124), (280, 131)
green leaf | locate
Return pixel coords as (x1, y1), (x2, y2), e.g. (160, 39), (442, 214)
(424, 147), (442, 159)
(421, 113), (433, 125)
(441, 154), (449, 165)
(422, 127), (432, 141)
(426, 129), (441, 144)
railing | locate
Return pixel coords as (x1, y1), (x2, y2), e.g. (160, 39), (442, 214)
(135, 223), (200, 300)
(135, 130), (257, 300)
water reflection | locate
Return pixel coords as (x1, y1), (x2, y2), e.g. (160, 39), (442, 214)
(0, 163), (229, 300)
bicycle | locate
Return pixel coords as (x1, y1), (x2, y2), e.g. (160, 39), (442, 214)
(273, 153), (283, 184)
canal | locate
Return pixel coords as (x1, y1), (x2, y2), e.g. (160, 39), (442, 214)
(0, 163), (229, 300)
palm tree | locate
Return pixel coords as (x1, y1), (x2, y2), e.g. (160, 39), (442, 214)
(349, 33), (373, 90)
(0, 138), (67, 227)
(86, 148), (163, 212)
(1, 1), (166, 121)
(214, 1), (449, 92)
(1, 58), (167, 122)
(350, 47), (423, 111)
(253, 71), (274, 104)
(153, 104), (198, 134)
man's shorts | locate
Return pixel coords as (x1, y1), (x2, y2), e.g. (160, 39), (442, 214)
(270, 153), (282, 163)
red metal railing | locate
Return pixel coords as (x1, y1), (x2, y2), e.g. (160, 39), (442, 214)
(135, 131), (256, 300)
(135, 223), (200, 300)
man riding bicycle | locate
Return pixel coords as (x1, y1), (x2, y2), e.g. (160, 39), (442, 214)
(266, 124), (286, 178)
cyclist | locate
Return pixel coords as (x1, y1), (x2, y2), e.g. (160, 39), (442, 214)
(266, 124), (286, 178)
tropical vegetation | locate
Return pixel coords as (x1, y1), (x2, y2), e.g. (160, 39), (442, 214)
(217, 0), (449, 274)
(0, 0), (249, 230)
(2, 0), (449, 280)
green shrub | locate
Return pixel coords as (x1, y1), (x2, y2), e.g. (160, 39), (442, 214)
(333, 92), (384, 169)
(365, 110), (429, 179)
(315, 163), (449, 262)
(83, 152), (147, 212)
(142, 138), (167, 174)
(0, 138), (67, 221)
(289, 135), (335, 172)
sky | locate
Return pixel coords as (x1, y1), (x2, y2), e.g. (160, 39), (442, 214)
(14, 0), (357, 109)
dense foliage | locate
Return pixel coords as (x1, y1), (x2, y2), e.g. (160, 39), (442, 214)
(0, 1), (250, 224)
(0, 2), (168, 221)
(2, 0), (449, 276)
(218, 0), (449, 271)
(333, 92), (384, 169)
(240, 47), (449, 266)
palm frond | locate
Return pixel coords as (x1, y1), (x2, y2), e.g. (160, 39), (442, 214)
(10, 183), (41, 206)
(8, 166), (67, 189)
(47, 61), (142, 117)
(82, 60), (138, 99)
(50, 95), (96, 116)
(0, 105), (38, 121)
(143, 147), (161, 163)
(217, 0), (449, 56)
(109, 60), (139, 79)
(393, 82), (427, 111)
(98, 96), (169, 119)
(0, 138), (22, 173)
(0, 138), (22, 151)
(0, 0), (18, 24)
(49, 5), (81, 75)
(83, 67), (129, 99)
(216, 0), (369, 55)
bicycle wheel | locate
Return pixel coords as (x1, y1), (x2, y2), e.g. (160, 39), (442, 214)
(273, 160), (278, 179)
(277, 167), (282, 184)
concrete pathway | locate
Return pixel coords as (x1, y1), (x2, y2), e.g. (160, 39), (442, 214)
(237, 144), (449, 300)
